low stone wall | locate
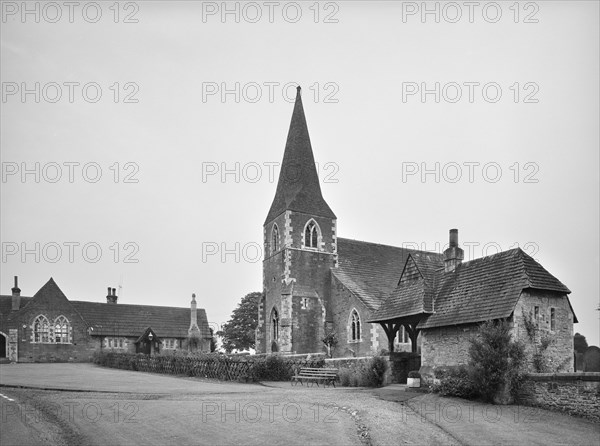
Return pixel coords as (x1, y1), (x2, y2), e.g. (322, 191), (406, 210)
(519, 372), (600, 422)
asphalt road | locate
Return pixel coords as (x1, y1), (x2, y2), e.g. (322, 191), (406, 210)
(1, 364), (599, 446)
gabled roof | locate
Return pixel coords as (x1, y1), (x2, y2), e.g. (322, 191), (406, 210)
(418, 248), (571, 329)
(71, 301), (211, 339)
(333, 238), (443, 311)
(1, 280), (211, 339)
(369, 252), (445, 322)
(264, 86), (336, 224)
(370, 248), (572, 328)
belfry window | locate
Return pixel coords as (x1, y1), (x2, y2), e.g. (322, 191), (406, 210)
(54, 316), (71, 343)
(304, 220), (319, 249)
(271, 224), (279, 254)
(33, 315), (51, 343)
(350, 310), (361, 342)
(271, 308), (279, 341)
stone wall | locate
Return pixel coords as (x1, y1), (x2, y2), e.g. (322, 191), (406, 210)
(420, 323), (479, 369)
(519, 373), (600, 422)
(330, 275), (386, 357)
(512, 290), (574, 372)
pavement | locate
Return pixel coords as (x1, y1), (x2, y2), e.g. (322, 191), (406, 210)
(1, 363), (599, 446)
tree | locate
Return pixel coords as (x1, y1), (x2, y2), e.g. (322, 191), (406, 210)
(574, 333), (588, 355)
(217, 291), (261, 353)
(209, 328), (217, 353)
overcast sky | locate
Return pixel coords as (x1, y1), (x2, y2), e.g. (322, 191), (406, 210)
(2, 1), (599, 345)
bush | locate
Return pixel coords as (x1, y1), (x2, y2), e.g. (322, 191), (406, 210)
(250, 355), (292, 381)
(337, 357), (388, 388)
(431, 366), (478, 399)
(408, 370), (420, 379)
(469, 320), (526, 403)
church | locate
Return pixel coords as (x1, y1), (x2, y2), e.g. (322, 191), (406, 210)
(0, 277), (212, 362)
(256, 87), (576, 373)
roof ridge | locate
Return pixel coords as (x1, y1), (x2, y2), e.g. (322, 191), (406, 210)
(338, 237), (442, 256)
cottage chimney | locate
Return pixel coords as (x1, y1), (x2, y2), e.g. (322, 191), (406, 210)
(106, 286), (118, 304)
(11, 276), (21, 311)
(444, 229), (464, 272)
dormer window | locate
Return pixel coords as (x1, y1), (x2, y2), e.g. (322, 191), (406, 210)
(304, 220), (319, 249)
(271, 224), (280, 254)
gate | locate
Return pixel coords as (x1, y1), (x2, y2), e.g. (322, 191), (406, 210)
(390, 352), (421, 384)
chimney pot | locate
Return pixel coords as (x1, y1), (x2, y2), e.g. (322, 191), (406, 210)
(449, 229), (458, 247)
(107, 287), (111, 295)
(112, 288), (116, 296)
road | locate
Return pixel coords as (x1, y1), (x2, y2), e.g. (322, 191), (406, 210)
(1, 364), (599, 446)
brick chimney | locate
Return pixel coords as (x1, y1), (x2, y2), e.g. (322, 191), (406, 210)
(11, 276), (21, 311)
(444, 229), (464, 272)
(106, 287), (118, 304)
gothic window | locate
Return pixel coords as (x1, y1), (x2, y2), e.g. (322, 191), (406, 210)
(349, 310), (361, 342)
(271, 224), (279, 254)
(271, 308), (279, 341)
(53, 316), (70, 343)
(304, 220), (319, 249)
(33, 315), (50, 343)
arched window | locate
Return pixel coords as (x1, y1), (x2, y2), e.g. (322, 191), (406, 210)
(54, 316), (71, 343)
(349, 310), (361, 342)
(271, 308), (279, 341)
(304, 220), (319, 249)
(271, 224), (279, 254)
(33, 315), (50, 343)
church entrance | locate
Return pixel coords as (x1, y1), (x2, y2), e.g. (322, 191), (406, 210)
(0, 333), (6, 358)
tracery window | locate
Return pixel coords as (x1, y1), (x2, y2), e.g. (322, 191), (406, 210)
(350, 310), (361, 342)
(53, 316), (70, 343)
(304, 220), (319, 249)
(33, 315), (51, 343)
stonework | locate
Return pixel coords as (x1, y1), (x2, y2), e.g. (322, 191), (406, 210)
(420, 324), (479, 369)
(512, 290), (574, 372)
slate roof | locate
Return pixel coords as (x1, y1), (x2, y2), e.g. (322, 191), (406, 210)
(265, 87), (336, 223)
(71, 301), (211, 338)
(333, 238), (444, 311)
(0, 285), (211, 340)
(368, 247), (572, 329)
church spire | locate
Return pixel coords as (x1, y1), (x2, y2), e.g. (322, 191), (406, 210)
(265, 86), (336, 224)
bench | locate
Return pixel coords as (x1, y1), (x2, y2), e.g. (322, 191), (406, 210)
(291, 367), (339, 387)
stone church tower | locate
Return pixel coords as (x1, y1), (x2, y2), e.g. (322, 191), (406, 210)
(256, 86), (337, 354)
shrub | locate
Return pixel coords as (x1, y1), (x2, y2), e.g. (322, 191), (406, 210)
(408, 370), (421, 379)
(469, 319), (526, 403)
(250, 355), (292, 381)
(431, 366), (478, 399)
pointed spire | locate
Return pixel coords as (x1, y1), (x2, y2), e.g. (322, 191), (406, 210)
(265, 86), (336, 224)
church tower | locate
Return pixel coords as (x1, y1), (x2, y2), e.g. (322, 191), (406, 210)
(257, 86), (337, 354)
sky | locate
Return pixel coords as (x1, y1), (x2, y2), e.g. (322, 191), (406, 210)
(1, 1), (599, 345)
